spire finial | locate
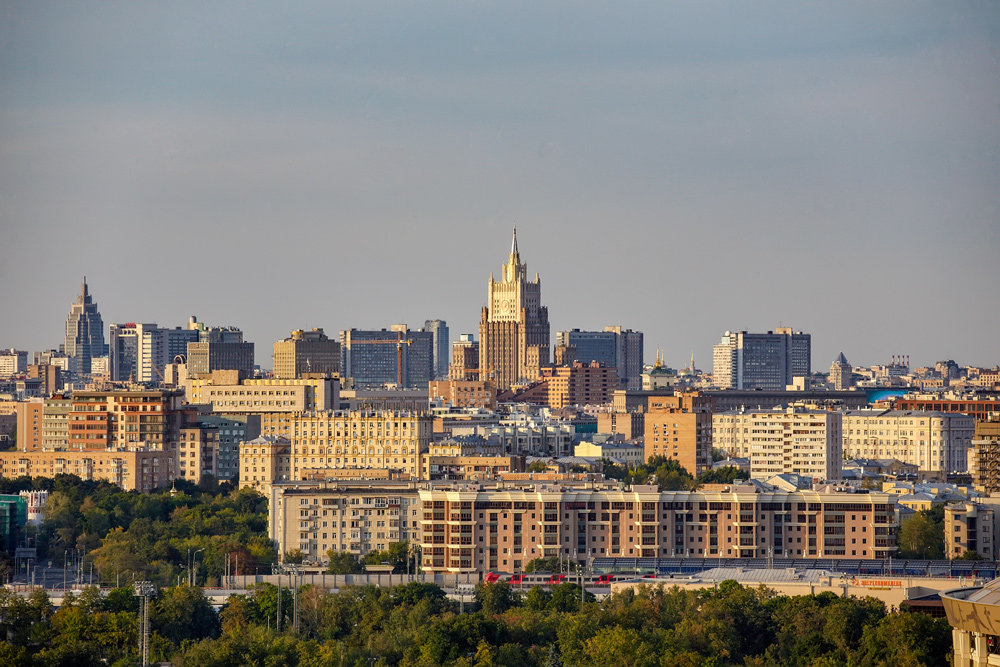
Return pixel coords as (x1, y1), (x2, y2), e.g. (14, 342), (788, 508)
(511, 226), (518, 256)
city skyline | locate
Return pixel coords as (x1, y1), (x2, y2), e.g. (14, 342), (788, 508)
(1, 3), (998, 369)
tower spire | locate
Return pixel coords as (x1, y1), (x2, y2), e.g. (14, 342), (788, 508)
(511, 226), (518, 256)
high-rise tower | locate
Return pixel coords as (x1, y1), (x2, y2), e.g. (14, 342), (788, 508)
(64, 278), (106, 375)
(479, 228), (550, 390)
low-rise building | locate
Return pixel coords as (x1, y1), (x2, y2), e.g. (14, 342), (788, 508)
(0, 448), (173, 492)
(574, 440), (643, 466)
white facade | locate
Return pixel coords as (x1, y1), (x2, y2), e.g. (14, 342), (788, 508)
(714, 407), (842, 481)
(841, 409), (973, 473)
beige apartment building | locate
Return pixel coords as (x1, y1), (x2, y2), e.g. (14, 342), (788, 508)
(0, 449), (173, 492)
(428, 379), (496, 410)
(841, 409), (974, 473)
(187, 374), (339, 413)
(713, 407), (842, 481)
(255, 409), (432, 480)
(944, 497), (1000, 560)
(269, 480), (423, 564)
(418, 481), (897, 574)
(239, 436), (292, 493)
(177, 423), (219, 483)
(970, 419), (1000, 493)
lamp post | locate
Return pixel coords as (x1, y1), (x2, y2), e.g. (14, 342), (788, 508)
(190, 549), (205, 586)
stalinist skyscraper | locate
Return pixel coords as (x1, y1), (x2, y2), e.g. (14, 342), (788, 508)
(479, 228), (550, 390)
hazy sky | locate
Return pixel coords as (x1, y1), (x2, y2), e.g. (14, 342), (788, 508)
(1, 2), (998, 371)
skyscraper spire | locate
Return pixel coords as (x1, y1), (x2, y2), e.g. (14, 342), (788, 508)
(511, 226), (518, 256)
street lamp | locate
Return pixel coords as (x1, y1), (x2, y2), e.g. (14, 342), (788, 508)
(190, 548), (205, 586)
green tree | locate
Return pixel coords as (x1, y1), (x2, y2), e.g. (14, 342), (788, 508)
(527, 460), (549, 473)
(957, 549), (985, 560)
(897, 511), (944, 559)
(326, 550), (364, 574)
(363, 540), (411, 573)
(476, 581), (518, 616)
(153, 585), (221, 645)
(696, 466), (748, 485)
(857, 611), (951, 666)
(524, 556), (561, 573)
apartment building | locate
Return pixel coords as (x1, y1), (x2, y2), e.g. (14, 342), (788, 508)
(417, 481), (897, 574)
(842, 409), (974, 473)
(644, 392), (713, 474)
(428, 379), (496, 410)
(969, 419), (1000, 493)
(188, 375), (340, 413)
(713, 407), (842, 481)
(268, 480), (423, 564)
(0, 448), (173, 492)
(944, 497), (1000, 560)
(256, 409), (432, 479)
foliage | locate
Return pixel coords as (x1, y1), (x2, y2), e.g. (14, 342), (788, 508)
(695, 466), (749, 485)
(956, 549), (985, 560)
(525, 556), (562, 573)
(326, 550), (364, 574)
(0, 578), (952, 667)
(897, 510), (945, 559)
(526, 460), (550, 473)
(363, 540), (413, 573)
(603, 456), (697, 491)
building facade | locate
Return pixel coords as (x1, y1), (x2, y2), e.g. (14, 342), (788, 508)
(269, 480), (423, 564)
(424, 320), (450, 380)
(644, 392), (713, 474)
(713, 407), (843, 481)
(256, 409), (433, 479)
(273, 328), (340, 379)
(63, 279), (107, 376)
(969, 419), (1000, 493)
(450, 335), (480, 381)
(842, 409), (974, 473)
(0, 448), (173, 492)
(339, 326), (434, 389)
(556, 327), (644, 390)
(418, 481), (897, 574)
(479, 229), (550, 390)
(712, 328), (811, 390)
(829, 352), (853, 390)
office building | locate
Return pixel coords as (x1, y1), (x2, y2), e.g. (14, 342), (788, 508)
(273, 328), (340, 379)
(479, 229), (550, 390)
(428, 380), (496, 410)
(712, 328), (811, 390)
(842, 409), (974, 474)
(424, 320), (450, 379)
(417, 480), (897, 574)
(556, 327), (644, 390)
(340, 326), (434, 389)
(0, 495), (27, 553)
(0, 350), (28, 378)
(186, 372), (339, 414)
(110, 323), (199, 383)
(63, 278), (107, 375)
(186, 324), (254, 380)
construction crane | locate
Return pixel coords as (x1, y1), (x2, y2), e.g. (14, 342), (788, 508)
(345, 332), (413, 385)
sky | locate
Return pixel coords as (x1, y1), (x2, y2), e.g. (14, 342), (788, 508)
(1, 2), (998, 372)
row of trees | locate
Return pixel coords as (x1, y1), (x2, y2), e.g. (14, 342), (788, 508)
(0, 578), (951, 666)
(0, 474), (277, 587)
(602, 456), (749, 490)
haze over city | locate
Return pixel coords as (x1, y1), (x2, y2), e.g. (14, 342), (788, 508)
(1, 2), (998, 368)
